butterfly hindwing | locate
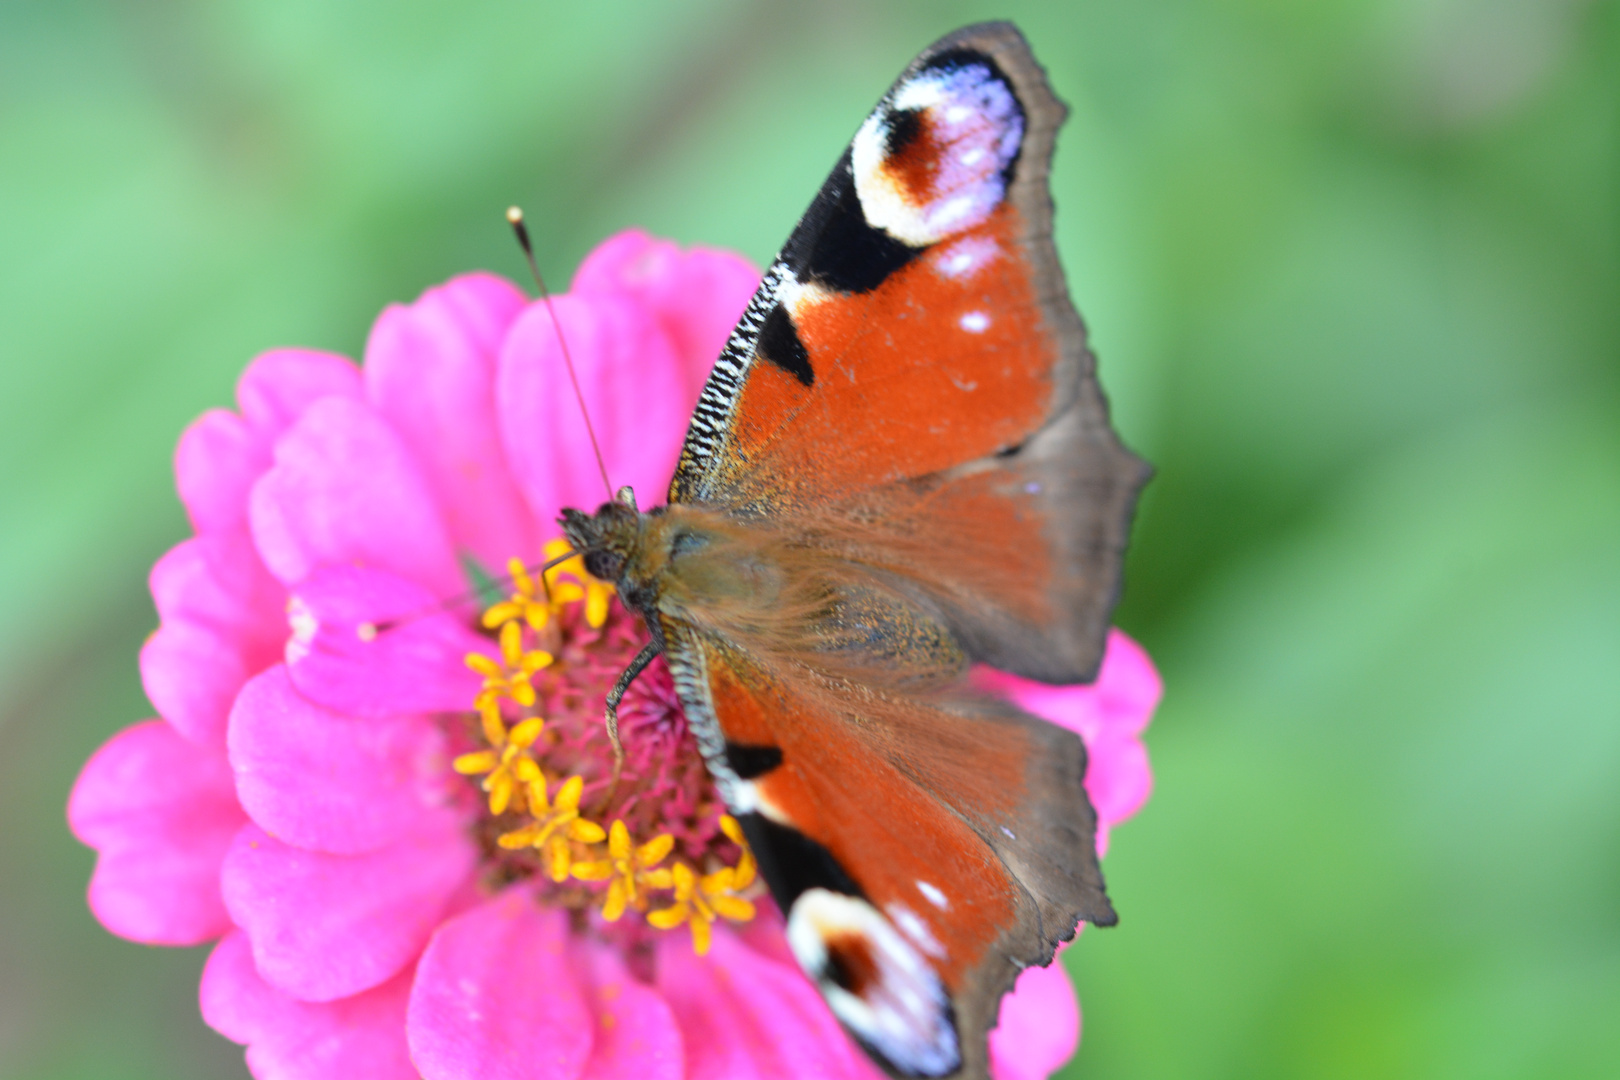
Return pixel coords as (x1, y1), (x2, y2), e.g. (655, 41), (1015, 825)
(660, 616), (1111, 1080)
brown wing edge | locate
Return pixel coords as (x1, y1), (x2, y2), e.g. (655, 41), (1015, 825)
(930, 395), (1150, 686)
(925, 694), (1115, 1080)
(900, 21), (1151, 685)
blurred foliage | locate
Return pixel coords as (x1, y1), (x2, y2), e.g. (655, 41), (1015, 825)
(1, 1), (1616, 1077)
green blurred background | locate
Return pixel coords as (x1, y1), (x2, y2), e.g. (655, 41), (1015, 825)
(2, 1), (1616, 1077)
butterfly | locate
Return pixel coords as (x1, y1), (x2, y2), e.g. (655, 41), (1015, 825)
(561, 21), (1147, 1080)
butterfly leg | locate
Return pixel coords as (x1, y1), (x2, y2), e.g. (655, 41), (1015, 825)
(603, 639), (661, 786)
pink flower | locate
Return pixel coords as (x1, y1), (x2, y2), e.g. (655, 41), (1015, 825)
(66, 229), (1160, 1080)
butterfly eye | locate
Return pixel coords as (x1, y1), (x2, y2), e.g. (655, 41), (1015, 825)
(583, 550), (625, 582)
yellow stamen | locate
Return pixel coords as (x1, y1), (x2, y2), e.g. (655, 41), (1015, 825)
(464, 624), (553, 714)
(719, 814), (756, 890)
(452, 750), (497, 774)
(481, 557), (556, 633)
(459, 540), (757, 929)
(452, 707), (547, 816)
(647, 855), (757, 955)
(573, 821), (675, 921)
(466, 654), (503, 679)
(480, 541), (616, 645)
(479, 700), (506, 748)
(497, 775), (607, 881)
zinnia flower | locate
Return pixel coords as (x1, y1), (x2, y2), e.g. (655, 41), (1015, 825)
(67, 229), (1160, 1080)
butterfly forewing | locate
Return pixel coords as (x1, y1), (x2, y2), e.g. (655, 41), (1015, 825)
(671, 22), (1145, 683)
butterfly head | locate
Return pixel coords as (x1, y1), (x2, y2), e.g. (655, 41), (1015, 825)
(558, 489), (643, 586)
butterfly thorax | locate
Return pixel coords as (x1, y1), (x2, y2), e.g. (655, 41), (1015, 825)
(561, 498), (793, 635)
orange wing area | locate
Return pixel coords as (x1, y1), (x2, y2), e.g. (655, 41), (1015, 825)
(707, 206), (1054, 509)
(666, 619), (1111, 1079)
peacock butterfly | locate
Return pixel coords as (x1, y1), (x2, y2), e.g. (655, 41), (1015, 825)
(561, 22), (1147, 1080)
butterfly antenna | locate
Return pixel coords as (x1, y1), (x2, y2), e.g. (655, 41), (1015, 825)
(531, 545), (582, 605)
(506, 206), (614, 502)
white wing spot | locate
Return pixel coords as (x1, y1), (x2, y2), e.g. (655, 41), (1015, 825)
(851, 63), (1024, 246)
(960, 311), (989, 333)
(932, 235), (1000, 280)
(776, 273), (832, 320)
(725, 777), (792, 825)
(916, 881), (949, 910)
(930, 193), (978, 233)
(786, 890), (959, 1076)
(889, 902), (947, 959)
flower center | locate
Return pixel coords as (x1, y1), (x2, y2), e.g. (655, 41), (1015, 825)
(451, 542), (756, 953)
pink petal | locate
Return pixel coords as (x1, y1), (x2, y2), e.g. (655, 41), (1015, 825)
(201, 929), (417, 1080)
(365, 273), (538, 569)
(282, 564), (492, 717)
(1083, 733), (1154, 830)
(228, 665), (451, 855)
(656, 924), (878, 1080)
(221, 817), (475, 1002)
(67, 720), (245, 945)
(571, 230), (759, 399)
(731, 901), (796, 967)
(407, 894), (593, 1080)
(988, 959), (1080, 1080)
(249, 395), (464, 598)
(175, 350), (363, 536)
(139, 621), (253, 751)
(176, 409), (270, 536)
(140, 531), (286, 748)
(1084, 629), (1162, 737)
(576, 938), (684, 1080)
(235, 348), (364, 435)
(497, 291), (687, 526)
(147, 531), (283, 653)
